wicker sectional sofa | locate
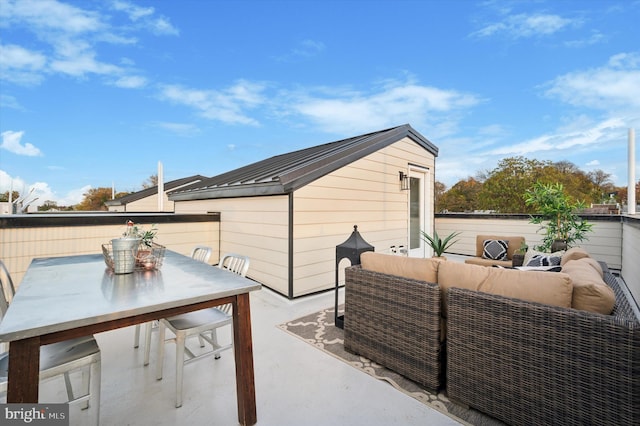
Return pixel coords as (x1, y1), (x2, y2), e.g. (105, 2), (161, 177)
(343, 249), (640, 426)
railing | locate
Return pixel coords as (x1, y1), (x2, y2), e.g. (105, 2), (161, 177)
(435, 213), (640, 306)
(0, 212), (220, 286)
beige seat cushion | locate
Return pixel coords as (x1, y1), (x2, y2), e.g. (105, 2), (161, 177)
(474, 235), (525, 260)
(464, 257), (513, 268)
(438, 261), (573, 317)
(360, 252), (441, 283)
(562, 258), (614, 314)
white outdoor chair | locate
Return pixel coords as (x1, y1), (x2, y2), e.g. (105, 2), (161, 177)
(155, 253), (249, 408)
(135, 246), (213, 365)
(0, 260), (101, 424)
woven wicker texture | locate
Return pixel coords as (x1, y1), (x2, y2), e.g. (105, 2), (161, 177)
(344, 265), (443, 390)
(447, 267), (640, 426)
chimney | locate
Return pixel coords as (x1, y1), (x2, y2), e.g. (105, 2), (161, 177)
(158, 161), (164, 211)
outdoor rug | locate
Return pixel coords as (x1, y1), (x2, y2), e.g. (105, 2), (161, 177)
(278, 305), (505, 426)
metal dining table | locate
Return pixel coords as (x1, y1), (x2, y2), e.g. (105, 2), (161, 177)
(0, 250), (261, 425)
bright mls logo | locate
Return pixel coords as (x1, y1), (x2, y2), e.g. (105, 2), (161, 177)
(1, 404), (68, 425)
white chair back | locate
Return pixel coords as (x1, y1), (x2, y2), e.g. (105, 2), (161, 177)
(190, 246), (212, 264)
(0, 260), (15, 320)
(218, 254), (250, 277)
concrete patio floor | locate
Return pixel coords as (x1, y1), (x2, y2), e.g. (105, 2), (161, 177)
(32, 282), (463, 426)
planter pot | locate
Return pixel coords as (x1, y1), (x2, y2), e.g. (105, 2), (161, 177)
(512, 254), (524, 267)
(111, 237), (140, 274)
(551, 239), (568, 252)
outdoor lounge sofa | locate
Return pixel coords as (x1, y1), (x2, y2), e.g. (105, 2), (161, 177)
(344, 249), (640, 426)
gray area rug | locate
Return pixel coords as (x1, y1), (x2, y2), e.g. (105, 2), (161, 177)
(278, 305), (505, 426)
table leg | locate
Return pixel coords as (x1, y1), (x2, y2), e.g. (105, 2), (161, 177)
(7, 337), (40, 402)
(233, 293), (257, 426)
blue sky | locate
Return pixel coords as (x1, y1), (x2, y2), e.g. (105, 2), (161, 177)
(1, 0), (639, 207)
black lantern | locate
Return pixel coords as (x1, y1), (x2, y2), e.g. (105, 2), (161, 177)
(335, 225), (374, 329)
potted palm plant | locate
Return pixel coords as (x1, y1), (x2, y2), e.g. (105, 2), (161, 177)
(420, 230), (461, 259)
(524, 182), (593, 252)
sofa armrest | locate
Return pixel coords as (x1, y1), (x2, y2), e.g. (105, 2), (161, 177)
(446, 286), (640, 426)
(344, 265), (443, 390)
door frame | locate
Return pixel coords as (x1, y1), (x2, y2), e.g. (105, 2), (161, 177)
(407, 164), (431, 258)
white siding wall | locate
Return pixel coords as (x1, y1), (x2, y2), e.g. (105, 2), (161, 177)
(0, 221), (219, 286)
(621, 220), (640, 300)
(174, 196), (290, 295)
(125, 193), (175, 212)
(292, 138), (435, 296)
(108, 193), (175, 212)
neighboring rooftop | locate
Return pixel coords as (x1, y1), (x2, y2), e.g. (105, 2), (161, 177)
(106, 175), (208, 207)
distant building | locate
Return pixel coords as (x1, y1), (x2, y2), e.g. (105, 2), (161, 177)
(105, 175), (207, 212)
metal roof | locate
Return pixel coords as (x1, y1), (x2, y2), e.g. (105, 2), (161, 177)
(169, 124), (437, 201)
(105, 175), (208, 206)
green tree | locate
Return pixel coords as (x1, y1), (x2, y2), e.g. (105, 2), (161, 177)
(142, 174), (158, 189)
(478, 157), (551, 213)
(438, 177), (482, 212)
(75, 187), (113, 211)
(587, 169), (615, 203)
(0, 191), (20, 202)
(434, 181), (447, 213)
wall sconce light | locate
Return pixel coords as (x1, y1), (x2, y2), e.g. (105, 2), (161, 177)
(399, 171), (410, 191)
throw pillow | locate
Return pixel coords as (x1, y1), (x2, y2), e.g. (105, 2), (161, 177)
(526, 254), (562, 267)
(523, 249), (564, 267)
(482, 239), (508, 260)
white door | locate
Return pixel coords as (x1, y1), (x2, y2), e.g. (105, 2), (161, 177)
(408, 167), (430, 257)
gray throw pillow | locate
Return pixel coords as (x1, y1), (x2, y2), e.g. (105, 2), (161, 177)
(526, 254), (562, 267)
(482, 239), (508, 260)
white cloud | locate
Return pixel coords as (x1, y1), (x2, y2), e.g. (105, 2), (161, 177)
(149, 17), (179, 36)
(58, 184), (91, 206)
(158, 80), (267, 126)
(274, 39), (326, 62)
(284, 79), (481, 135)
(153, 122), (200, 137)
(1, 0), (176, 85)
(111, 0), (178, 35)
(0, 0), (105, 34)
(564, 30), (606, 48)
(472, 13), (577, 39)
(0, 94), (24, 111)
(50, 42), (123, 77)
(111, 0), (154, 21)
(0, 169), (88, 207)
(487, 117), (626, 156)
(0, 130), (43, 156)
(543, 52), (640, 110)
(0, 43), (47, 84)
(112, 75), (147, 88)
(586, 160), (600, 166)
(0, 170), (25, 194)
